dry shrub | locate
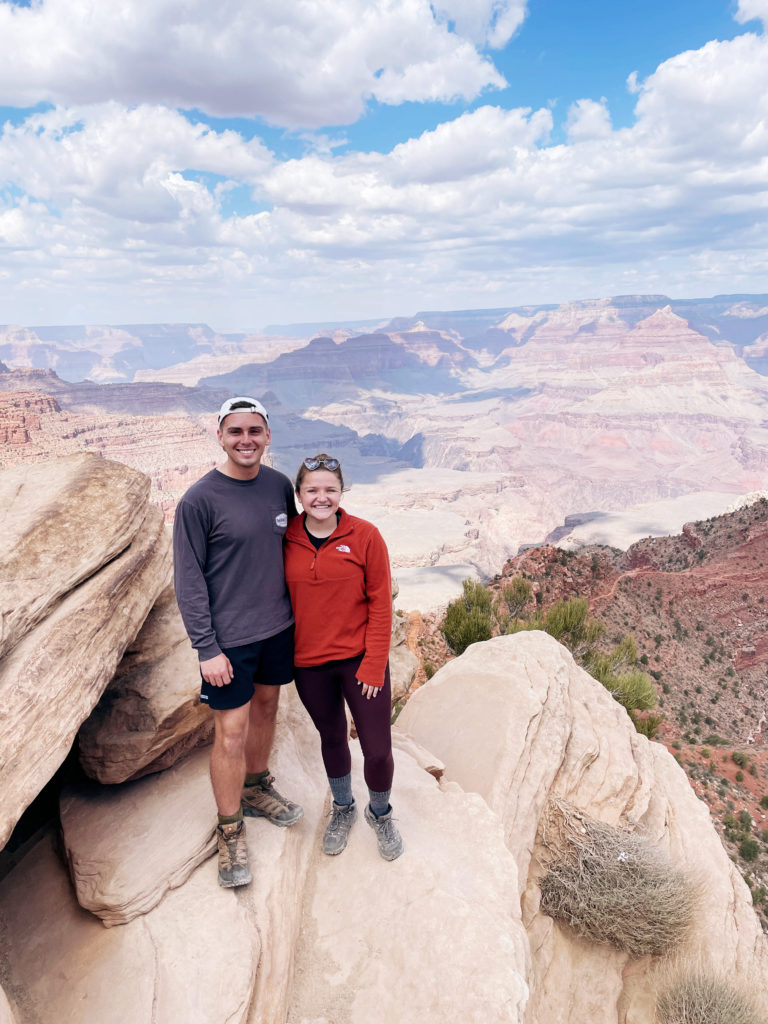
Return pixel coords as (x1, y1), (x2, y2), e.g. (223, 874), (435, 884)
(655, 965), (762, 1024)
(538, 799), (698, 957)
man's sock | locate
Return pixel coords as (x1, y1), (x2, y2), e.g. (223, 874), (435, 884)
(218, 809), (243, 826)
(368, 788), (391, 818)
(244, 769), (269, 787)
(328, 773), (354, 806)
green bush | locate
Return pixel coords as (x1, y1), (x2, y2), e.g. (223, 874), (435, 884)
(634, 713), (664, 739)
(441, 579), (494, 655)
(739, 838), (759, 862)
(608, 668), (658, 714)
(703, 734), (725, 746)
(731, 751), (748, 768)
(496, 575), (532, 621)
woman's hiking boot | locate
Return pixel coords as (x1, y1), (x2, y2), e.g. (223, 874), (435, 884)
(364, 804), (404, 861)
(242, 774), (304, 826)
(322, 800), (358, 855)
(216, 820), (252, 888)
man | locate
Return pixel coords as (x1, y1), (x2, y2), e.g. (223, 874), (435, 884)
(173, 396), (303, 888)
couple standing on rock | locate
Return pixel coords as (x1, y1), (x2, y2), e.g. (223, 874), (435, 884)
(172, 396), (403, 888)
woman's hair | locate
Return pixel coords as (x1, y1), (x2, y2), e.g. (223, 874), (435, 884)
(295, 453), (345, 493)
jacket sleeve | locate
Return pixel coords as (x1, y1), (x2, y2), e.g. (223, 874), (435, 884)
(172, 498), (221, 661)
(356, 526), (393, 688)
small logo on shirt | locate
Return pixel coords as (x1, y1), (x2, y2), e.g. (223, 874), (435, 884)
(336, 544), (351, 553)
(275, 513), (288, 528)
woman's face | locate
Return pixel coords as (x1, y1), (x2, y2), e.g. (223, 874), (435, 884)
(297, 469), (342, 523)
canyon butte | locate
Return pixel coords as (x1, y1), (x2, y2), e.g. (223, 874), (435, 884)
(2, 292), (768, 606)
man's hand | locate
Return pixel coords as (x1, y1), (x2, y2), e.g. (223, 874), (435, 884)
(200, 653), (234, 687)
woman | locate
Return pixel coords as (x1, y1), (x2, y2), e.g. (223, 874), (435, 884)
(284, 454), (403, 861)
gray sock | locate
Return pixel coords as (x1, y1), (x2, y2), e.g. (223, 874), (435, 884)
(328, 773), (354, 806)
(368, 788), (391, 817)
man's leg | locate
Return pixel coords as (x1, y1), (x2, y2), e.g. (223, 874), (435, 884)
(244, 683), (280, 774)
(241, 683), (303, 826)
(211, 702), (252, 815)
(210, 703), (252, 888)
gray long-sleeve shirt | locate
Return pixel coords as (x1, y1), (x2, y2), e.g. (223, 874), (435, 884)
(172, 466), (298, 660)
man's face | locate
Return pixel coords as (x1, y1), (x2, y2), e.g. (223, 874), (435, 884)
(217, 412), (271, 478)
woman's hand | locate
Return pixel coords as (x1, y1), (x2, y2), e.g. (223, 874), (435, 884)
(357, 680), (380, 700)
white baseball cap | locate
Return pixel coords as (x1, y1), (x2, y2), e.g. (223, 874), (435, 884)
(217, 396), (269, 426)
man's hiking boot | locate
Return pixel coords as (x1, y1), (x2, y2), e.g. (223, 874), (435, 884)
(322, 800), (358, 855)
(217, 820), (252, 888)
(364, 804), (404, 861)
(242, 774), (304, 826)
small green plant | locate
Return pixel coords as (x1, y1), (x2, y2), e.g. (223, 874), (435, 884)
(731, 751), (748, 768)
(441, 579), (493, 655)
(494, 575), (532, 626)
(761, 795), (768, 810)
(739, 838), (759, 862)
(423, 661), (436, 680)
(634, 713), (664, 739)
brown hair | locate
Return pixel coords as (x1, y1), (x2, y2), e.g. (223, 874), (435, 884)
(295, 453), (345, 493)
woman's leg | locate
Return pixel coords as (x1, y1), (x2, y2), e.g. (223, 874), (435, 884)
(341, 659), (394, 795)
(294, 662), (352, 782)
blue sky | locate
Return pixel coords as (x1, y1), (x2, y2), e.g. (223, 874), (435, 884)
(0, 0), (767, 330)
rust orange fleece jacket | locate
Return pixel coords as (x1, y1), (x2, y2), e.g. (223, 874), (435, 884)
(284, 509), (392, 688)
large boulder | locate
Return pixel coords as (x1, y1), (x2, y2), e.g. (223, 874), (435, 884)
(0, 454), (150, 659)
(60, 746), (218, 926)
(285, 741), (530, 1024)
(0, 831), (258, 1024)
(395, 631), (768, 1023)
(78, 585), (212, 784)
(0, 501), (171, 850)
(1, 685), (330, 1024)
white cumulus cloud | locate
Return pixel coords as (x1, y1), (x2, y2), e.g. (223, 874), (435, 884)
(0, 0), (507, 127)
(565, 98), (613, 142)
(0, 5), (768, 326)
(431, 0), (528, 47)
(736, 0), (768, 28)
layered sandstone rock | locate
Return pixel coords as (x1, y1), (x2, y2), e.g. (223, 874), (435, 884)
(0, 453), (150, 659)
(60, 747), (218, 926)
(0, 831), (259, 1024)
(395, 631), (768, 1022)
(0, 459), (171, 851)
(78, 585), (212, 784)
(287, 744), (529, 1024)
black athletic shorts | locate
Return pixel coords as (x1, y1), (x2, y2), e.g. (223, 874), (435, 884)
(200, 625), (294, 711)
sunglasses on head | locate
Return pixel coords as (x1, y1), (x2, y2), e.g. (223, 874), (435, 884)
(302, 456), (340, 471)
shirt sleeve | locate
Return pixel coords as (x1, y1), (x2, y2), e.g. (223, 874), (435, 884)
(356, 526), (393, 688)
(172, 498), (222, 661)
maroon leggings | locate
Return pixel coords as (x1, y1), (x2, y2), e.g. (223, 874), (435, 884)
(293, 654), (394, 792)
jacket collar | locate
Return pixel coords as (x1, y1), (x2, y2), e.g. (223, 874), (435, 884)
(287, 506), (353, 544)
